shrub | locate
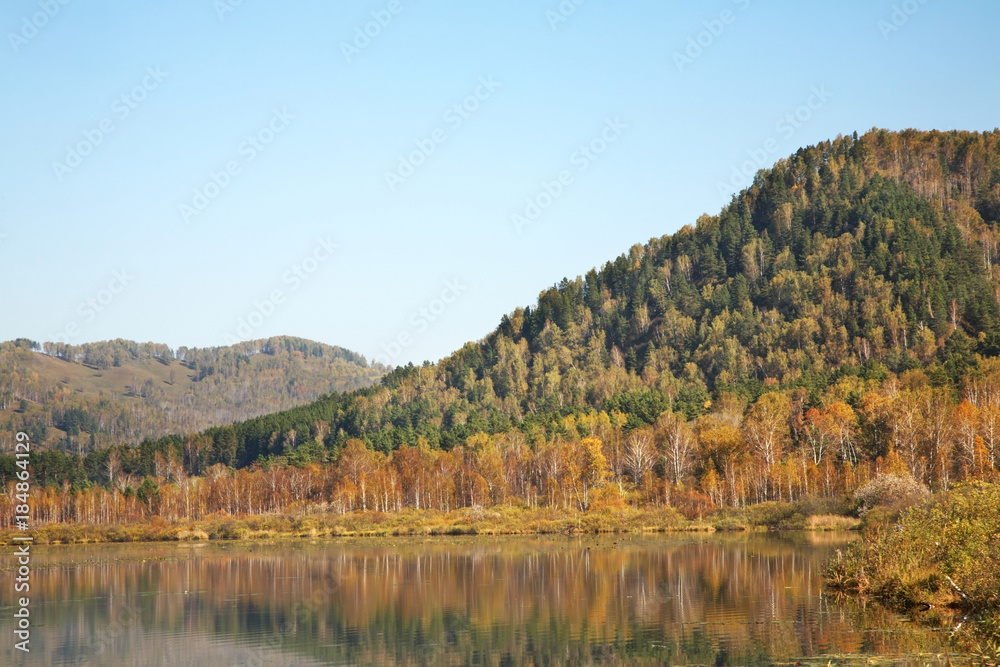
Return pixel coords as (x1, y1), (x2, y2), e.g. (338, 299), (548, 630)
(853, 473), (929, 517)
(671, 488), (715, 520)
(712, 516), (749, 532)
(828, 481), (1000, 614)
(742, 501), (805, 529)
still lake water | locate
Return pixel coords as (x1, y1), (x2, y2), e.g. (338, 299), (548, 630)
(2, 532), (960, 666)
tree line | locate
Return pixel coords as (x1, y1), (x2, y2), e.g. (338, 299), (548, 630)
(3, 358), (1000, 527)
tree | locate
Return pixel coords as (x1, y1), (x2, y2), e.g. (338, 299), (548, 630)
(136, 477), (159, 512)
(826, 401), (858, 465)
(919, 388), (955, 490)
(184, 435), (210, 475)
(337, 439), (376, 510)
(743, 392), (791, 468)
(698, 418), (747, 507)
(954, 399), (981, 477)
(657, 411), (695, 487)
(214, 428), (237, 466)
(802, 408), (832, 465)
(104, 448), (121, 488)
(624, 427), (656, 486)
(563, 437), (609, 510)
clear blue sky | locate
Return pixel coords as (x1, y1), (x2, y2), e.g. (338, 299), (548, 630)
(2, 0), (998, 366)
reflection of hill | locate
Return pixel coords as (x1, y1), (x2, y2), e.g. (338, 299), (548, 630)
(0, 534), (951, 666)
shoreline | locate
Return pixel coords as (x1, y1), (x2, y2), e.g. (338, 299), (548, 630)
(1, 503), (861, 546)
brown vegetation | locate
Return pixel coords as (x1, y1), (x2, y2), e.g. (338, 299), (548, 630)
(0, 336), (382, 452)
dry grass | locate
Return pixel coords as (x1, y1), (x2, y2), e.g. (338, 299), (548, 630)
(0, 505), (696, 544)
(805, 514), (861, 531)
(2, 499), (865, 546)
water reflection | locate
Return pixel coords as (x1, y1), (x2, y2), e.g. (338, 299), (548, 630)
(1, 533), (958, 665)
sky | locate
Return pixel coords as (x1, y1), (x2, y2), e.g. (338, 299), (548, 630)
(1, 0), (998, 368)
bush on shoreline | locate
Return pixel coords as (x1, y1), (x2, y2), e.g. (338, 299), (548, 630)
(826, 481), (1000, 662)
(826, 481), (1000, 612)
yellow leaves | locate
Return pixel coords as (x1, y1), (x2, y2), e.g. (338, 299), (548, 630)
(741, 238), (765, 284)
(588, 484), (625, 510)
(746, 392), (792, 430)
(913, 327), (938, 364)
(826, 401), (855, 424)
(675, 254), (693, 281)
(465, 432), (491, 451)
(558, 436), (611, 510)
(581, 437), (610, 485)
(700, 466), (720, 496)
(698, 422), (743, 460)
(955, 398), (980, 425)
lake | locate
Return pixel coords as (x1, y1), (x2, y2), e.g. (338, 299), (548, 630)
(2, 532), (960, 665)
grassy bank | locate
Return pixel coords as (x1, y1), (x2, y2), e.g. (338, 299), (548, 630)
(4, 506), (694, 544)
(0, 497), (862, 545)
(826, 481), (1000, 661)
(711, 496), (860, 532)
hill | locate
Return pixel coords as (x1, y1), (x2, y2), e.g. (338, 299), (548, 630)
(0, 336), (385, 454)
(214, 128), (1000, 455)
(7, 128), (1000, 521)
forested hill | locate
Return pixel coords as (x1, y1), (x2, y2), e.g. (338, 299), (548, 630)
(0, 336), (385, 453)
(211, 128), (1000, 454)
(14, 129), (1000, 502)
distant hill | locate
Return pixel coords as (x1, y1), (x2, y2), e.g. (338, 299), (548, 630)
(0, 336), (385, 453)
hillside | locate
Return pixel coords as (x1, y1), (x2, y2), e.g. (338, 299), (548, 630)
(212, 128), (1000, 453)
(0, 336), (385, 454)
(8, 128), (1000, 520)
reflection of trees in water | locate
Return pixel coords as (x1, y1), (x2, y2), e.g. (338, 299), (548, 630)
(0, 535), (952, 666)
